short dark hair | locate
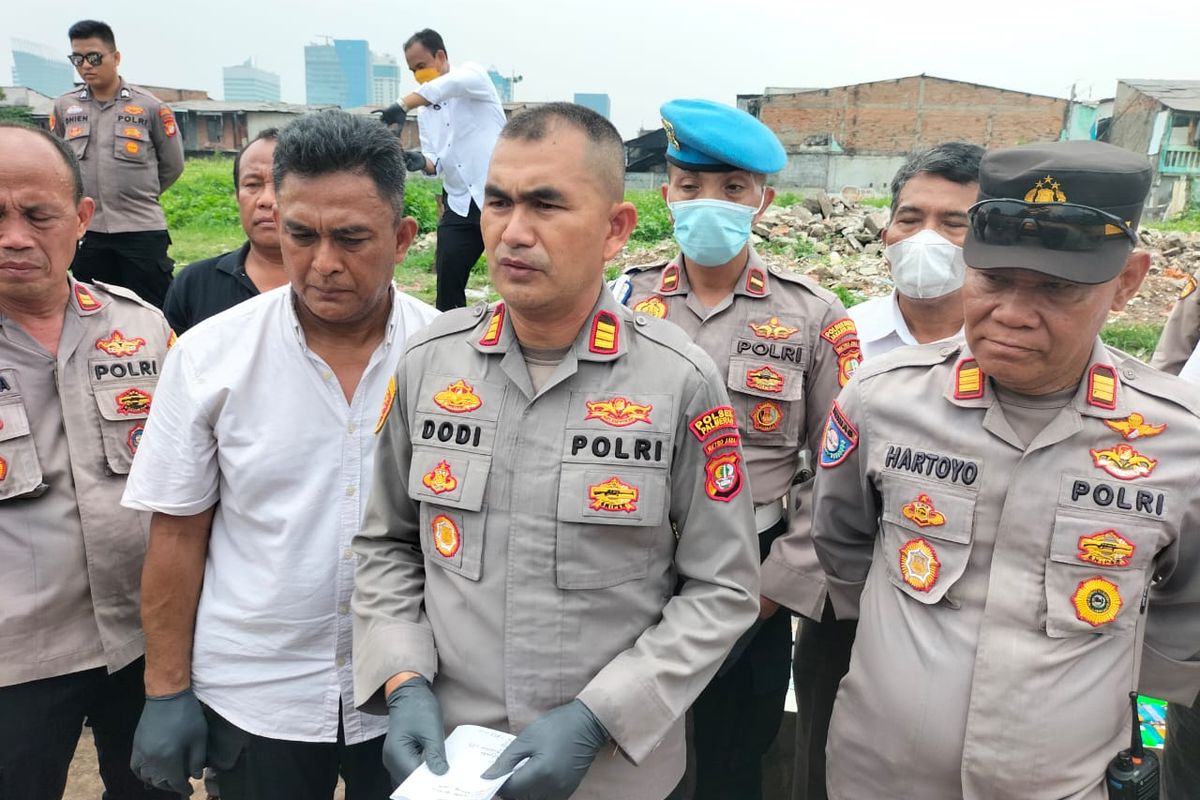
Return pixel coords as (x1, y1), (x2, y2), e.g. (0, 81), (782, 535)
(68, 20), (116, 49)
(273, 111), (406, 218)
(890, 142), (984, 215)
(0, 122), (84, 204)
(233, 128), (280, 188)
(404, 29), (446, 58)
(500, 102), (626, 201)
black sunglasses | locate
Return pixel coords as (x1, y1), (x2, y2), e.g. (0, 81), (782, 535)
(969, 199), (1137, 252)
(68, 52), (105, 67)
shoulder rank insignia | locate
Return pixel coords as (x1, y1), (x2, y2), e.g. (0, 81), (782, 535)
(585, 397), (652, 427)
(745, 267), (767, 296)
(745, 365), (784, 393)
(749, 317), (798, 341)
(95, 330), (146, 357)
(1104, 412), (1165, 441)
(167, 330), (178, 349)
(819, 401), (858, 468)
(431, 514), (461, 558)
(74, 283), (101, 312)
(588, 311), (619, 355)
(1072, 576), (1122, 626)
(1087, 365), (1118, 410)
(433, 379), (482, 413)
(375, 376), (397, 433)
(660, 264), (679, 292)
(1077, 530), (1135, 568)
(479, 303), (505, 346)
(899, 538), (940, 591)
(115, 387), (152, 416)
(751, 401), (782, 432)
(704, 452), (743, 502)
(954, 358), (984, 400)
(0, 455), (8, 481)
(901, 494), (946, 527)
(589, 476), (639, 512)
(1090, 443), (1156, 480)
(422, 460), (459, 495)
(633, 295), (668, 319)
(127, 424), (144, 456)
(689, 405), (737, 441)
(1181, 273), (1197, 300)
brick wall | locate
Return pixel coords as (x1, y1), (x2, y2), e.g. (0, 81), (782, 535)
(759, 76), (1068, 154)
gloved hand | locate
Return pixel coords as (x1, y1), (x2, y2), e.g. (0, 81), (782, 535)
(377, 102), (407, 126)
(130, 687), (208, 796)
(481, 700), (609, 800)
(403, 150), (428, 172)
(383, 676), (449, 784)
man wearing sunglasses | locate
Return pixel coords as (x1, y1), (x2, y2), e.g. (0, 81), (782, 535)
(810, 140), (1200, 798)
(51, 20), (184, 309)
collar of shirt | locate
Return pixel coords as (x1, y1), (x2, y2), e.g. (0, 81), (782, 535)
(656, 250), (775, 298)
(849, 292), (916, 351)
(217, 241), (257, 294)
(284, 284), (401, 352)
(78, 78), (131, 104)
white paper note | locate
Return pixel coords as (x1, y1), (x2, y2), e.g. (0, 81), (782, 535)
(391, 725), (517, 800)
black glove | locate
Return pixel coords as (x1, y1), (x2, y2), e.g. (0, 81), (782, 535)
(481, 700), (609, 800)
(383, 676), (449, 784)
(403, 150), (427, 172)
(130, 687), (208, 796)
(377, 102), (407, 126)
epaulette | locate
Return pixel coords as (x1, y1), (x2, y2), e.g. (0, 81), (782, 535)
(1106, 346), (1200, 419)
(854, 339), (962, 383)
(626, 311), (715, 378)
(404, 302), (490, 352)
(763, 263), (841, 306)
(91, 280), (165, 315)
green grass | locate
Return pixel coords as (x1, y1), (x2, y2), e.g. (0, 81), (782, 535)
(773, 191), (804, 208)
(858, 196), (891, 208)
(1147, 205), (1200, 233)
(627, 189), (673, 245)
(1100, 322), (1162, 362)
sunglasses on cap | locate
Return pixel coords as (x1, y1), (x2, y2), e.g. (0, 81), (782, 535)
(969, 199), (1137, 252)
(68, 52), (106, 67)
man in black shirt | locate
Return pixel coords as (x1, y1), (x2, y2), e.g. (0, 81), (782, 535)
(163, 129), (287, 334)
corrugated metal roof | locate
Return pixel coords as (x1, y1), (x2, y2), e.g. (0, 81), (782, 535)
(1122, 80), (1200, 112)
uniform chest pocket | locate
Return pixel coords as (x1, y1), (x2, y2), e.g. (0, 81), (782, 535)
(0, 387), (47, 501)
(410, 446), (489, 581)
(114, 122), (150, 163)
(1042, 508), (1163, 639)
(63, 119), (90, 158)
(554, 464), (668, 590)
(727, 355), (805, 446)
(90, 369), (158, 475)
(879, 475), (976, 605)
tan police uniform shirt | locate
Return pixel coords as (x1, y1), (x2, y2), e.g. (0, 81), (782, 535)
(1150, 271), (1200, 375)
(0, 279), (172, 686)
(51, 80), (185, 234)
(623, 251), (857, 619)
(353, 290), (761, 800)
(811, 339), (1200, 800)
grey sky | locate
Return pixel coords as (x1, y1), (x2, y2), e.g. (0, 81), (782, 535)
(7, 0), (1199, 139)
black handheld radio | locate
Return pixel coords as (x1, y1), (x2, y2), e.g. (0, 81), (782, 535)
(1106, 691), (1160, 799)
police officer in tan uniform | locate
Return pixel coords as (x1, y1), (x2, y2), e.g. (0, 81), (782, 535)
(353, 102), (760, 800)
(811, 140), (1200, 799)
(53, 20), (185, 309)
(0, 123), (174, 799)
(1151, 271), (1200, 376)
(617, 99), (856, 800)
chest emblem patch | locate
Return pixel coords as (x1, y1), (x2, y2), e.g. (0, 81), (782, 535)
(1104, 413), (1166, 441)
(745, 365), (784, 393)
(588, 476), (639, 513)
(749, 317), (798, 340)
(115, 388), (152, 416)
(422, 460), (459, 495)
(375, 376), (397, 434)
(633, 296), (668, 319)
(0, 455), (7, 481)
(899, 538), (940, 592)
(751, 401), (782, 432)
(1077, 530), (1135, 568)
(585, 397), (652, 427)
(1072, 576), (1122, 626)
(127, 424), (144, 456)
(431, 514), (461, 558)
(1090, 444), (1157, 480)
(433, 379), (482, 413)
(95, 330), (146, 357)
(901, 494), (946, 527)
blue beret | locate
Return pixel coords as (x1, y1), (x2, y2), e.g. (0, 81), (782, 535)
(660, 98), (787, 174)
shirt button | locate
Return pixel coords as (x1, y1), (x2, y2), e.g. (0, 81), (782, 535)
(347, 423), (357, 434)
(635, 316), (648, 326)
(338, 604), (349, 615)
(343, 548), (353, 560)
(345, 485), (356, 497)
(336, 656), (346, 667)
(1122, 367), (1137, 380)
(322, 371), (333, 381)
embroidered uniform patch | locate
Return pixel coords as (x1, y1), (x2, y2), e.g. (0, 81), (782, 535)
(820, 318), (861, 387)
(479, 303), (505, 346)
(74, 284), (101, 311)
(820, 318), (857, 345)
(375, 376), (397, 434)
(588, 476), (639, 512)
(633, 296), (668, 319)
(660, 265), (679, 292)
(899, 538), (940, 592)
(703, 434), (741, 457)
(690, 406), (737, 441)
(167, 330), (177, 349)
(159, 106), (177, 137)
(1090, 444), (1157, 480)
(122, 126), (144, 139)
(422, 460), (459, 495)
(115, 388), (152, 416)
(1087, 365), (1118, 410)
(705, 452), (743, 502)
(955, 359), (984, 400)
(745, 365), (784, 393)
(1077, 530), (1135, 568)
(1181, 274), (1197, 300)
(819, 402), (858, 468)
(901, 494), (946, 527)
(67, 125), (83, 138)
(1072, 576), (1122, 626)
(748, 317), (798, 340)
(589, 311), (619, 355)
(431, 514), (461, 558)
(745, 268), (766, 296)
(127, 424), (144, 456)
(95, 330), (146, 357)
(124, 141), (140, 155)
(124, 104), (145, 115)
(750, 401), (782, 432)
(1104, 413), (1166, 441)
(433, 379), (483, 413)
(585, 397), (652, 427)
(0, 455), (7, 481)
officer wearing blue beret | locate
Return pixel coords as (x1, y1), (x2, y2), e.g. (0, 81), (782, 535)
(621, 99), (859, 800)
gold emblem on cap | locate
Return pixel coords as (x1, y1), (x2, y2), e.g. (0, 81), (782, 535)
(662, 118), (680, 150)
(1024, 175), (1067, 204)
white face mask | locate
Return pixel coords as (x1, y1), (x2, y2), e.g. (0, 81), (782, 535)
(884, 228), (967, 299)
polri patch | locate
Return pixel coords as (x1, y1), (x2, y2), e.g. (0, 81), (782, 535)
(585, 397), (652, 427)
(159, 106), (177, 137)
(1072, 576), (1122, 626)
(745, 365), (784, 393)
(1077, 530), (1135, 568)
(1090, 443), (1156, 481)
(375, 376), (397, 434)
(751, 401), (782, 432)
(899, 537), (940, 591)
(422, 459), (459, 495)
(705, 452), (743, 502)
(748, 317), (798, 341)
(901, 494), (946, 527)
(703, 434), (740, 456)
(633, 295), (668, 319)
(95, 330), (145, 357)
(819, 402), (858, 468)
(820, 318), (861, 387)
(690, 405), (737, 441)
(115, 388), (152, 416)
(433, 379), (482, 414)
(588, 476), (639, 512)
(431, 514), (461, 558)
(1104, 412), (1166, 441)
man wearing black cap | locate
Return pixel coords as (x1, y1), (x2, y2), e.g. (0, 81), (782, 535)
(809, 140), (1200, 798)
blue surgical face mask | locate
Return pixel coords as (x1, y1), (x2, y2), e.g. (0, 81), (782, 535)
(668, 190), (767, 268)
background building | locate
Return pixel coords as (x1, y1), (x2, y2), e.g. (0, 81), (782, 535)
(371, 52), (401, 106)
(573, 93), (610, 119)
(10, 38), (74, 97)
(305, 38), (370, 107)
(224, 59), (280, 102)
(488, 68), (521, 103)
(1108, 79), (1200, 219)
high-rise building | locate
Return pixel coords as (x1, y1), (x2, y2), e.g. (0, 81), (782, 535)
(371, 53), (401, 107)
(488, 69), (521, 103)
(304, 39), (370, 107)
(574, 93), (611, 120)
(11, 38), (74, 97)
(223, 59), (281, 102)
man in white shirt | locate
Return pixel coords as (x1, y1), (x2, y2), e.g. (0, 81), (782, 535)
(848, 142), (982, 361)
(122, 111), (439, 799)
(379, 28), (506, 312)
